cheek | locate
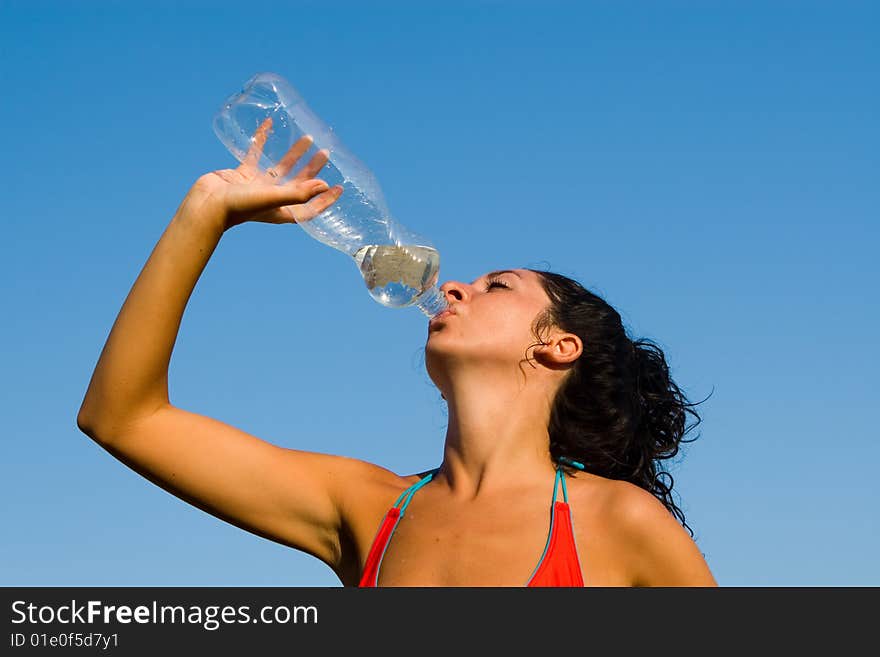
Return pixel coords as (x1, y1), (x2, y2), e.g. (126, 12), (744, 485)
(426, 308), (536, 359)
(460, 316), (535, 358)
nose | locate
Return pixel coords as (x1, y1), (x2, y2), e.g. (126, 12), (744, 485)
(439, 280), (469, 305)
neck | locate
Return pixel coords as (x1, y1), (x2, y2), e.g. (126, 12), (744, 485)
(435, 366), (559, 499)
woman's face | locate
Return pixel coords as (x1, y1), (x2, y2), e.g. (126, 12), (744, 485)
(425, 268), (554, 376)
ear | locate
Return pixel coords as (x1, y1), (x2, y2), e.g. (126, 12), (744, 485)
(535, 332), (582, 366)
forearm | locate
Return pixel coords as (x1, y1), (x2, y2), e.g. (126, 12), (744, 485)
(77, 189), (226, 436)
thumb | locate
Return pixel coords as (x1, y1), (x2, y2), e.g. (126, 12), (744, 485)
(270, 178), (330, 208)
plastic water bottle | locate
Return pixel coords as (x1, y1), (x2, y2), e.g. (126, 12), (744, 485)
(212, 72), (449, 318)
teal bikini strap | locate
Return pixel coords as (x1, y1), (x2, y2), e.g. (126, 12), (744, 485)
(558, 456), (586, 471)
(554, 457), (586, 503)
(553, 468), (566, 503)
(393, 468), (440, 516)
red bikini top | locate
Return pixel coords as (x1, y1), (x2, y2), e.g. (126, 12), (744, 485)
(358, 462), (585, 587)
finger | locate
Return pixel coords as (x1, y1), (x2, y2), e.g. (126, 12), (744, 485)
(288, 185), (343, 224)
(272, 134), (315, 179)
(242, 118), (273, 170)
(293, 148), (330, 181)
(226, 179), (330, 218)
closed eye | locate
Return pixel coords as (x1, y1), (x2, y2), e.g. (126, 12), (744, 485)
(485, 277), (510, 291)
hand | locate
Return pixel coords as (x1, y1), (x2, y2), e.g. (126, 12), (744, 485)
(183, 118), (344, 232)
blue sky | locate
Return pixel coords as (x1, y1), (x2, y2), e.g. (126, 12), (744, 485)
(1, 0), (877, 586)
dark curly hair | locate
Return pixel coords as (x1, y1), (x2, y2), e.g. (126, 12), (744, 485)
(525, 269), (710, 537)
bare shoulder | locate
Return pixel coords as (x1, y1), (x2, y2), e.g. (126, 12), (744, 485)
(605, 478), (677, 528)
(563, 470), (653, 513)
(330, 455), (432, 495)
(321, 454), (435, 524)
(567, 474), (718, 587)
(329, 456), (422, 513)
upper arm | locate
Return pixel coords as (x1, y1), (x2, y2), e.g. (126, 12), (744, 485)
(612, 485), (718, 587)
(79, 404), (389, 573)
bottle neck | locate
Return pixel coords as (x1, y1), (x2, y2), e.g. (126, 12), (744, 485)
(414, 284), (448, 318)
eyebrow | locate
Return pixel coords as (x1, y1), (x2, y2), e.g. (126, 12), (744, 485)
(488, 270), (522, 279)
(471, 270), (523, 285)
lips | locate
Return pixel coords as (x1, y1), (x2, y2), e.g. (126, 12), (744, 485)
(429, 307), (456, 324)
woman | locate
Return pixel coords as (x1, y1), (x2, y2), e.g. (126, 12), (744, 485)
(77, 128), (717, 587)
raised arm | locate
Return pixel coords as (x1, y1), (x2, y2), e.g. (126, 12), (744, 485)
(77, 122), (338, 429)
(76, 122), (383, 577)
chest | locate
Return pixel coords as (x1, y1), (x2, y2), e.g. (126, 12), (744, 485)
(363, 493), (629, 587)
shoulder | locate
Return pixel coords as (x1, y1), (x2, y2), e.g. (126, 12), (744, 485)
(327, 457), (443, 527)
(327, 456), (427, 511)
(565, 471), (657, 516)
(293, 453), (429, 539)
(568, 475), (672, 538)
(606, 478), (676, 531)
(569, 474), (717, 587)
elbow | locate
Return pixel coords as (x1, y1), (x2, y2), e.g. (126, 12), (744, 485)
(76, 402), (168, 444)
(76, 402), (119, 443)
(76, 409), (105, 442)
(77, 392), (104, 438)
